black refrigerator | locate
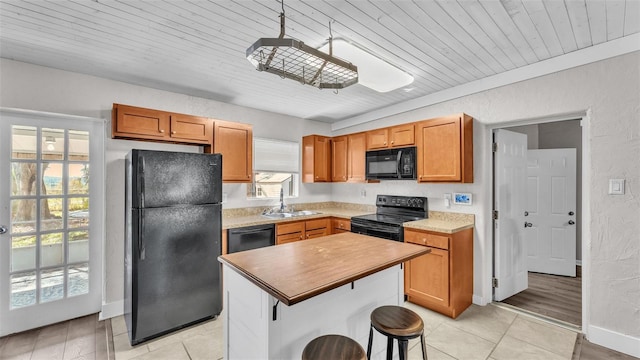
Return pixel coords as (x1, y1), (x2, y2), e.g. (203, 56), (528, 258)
(124, 149), (222, 345)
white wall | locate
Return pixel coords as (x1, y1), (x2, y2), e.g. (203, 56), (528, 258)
(1, 52), (638, 355)
(332, 52), (640, 354)
(0, 58), (332, 308)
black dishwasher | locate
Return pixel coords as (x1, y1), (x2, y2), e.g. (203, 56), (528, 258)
(227, 223), (275, 253)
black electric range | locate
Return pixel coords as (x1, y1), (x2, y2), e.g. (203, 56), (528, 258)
(351, 195), (428, 242)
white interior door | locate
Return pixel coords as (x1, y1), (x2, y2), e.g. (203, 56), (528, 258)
(493, 129), (528, 301)
(526, 149), (577, 276)
(0, 109), (104, 336)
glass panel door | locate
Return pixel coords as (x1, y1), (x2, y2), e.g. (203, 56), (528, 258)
(0, 110), (104, 336)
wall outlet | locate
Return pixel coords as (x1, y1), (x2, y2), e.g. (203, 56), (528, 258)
(222, 192), (228, 203)
(360, 189), (366, 198)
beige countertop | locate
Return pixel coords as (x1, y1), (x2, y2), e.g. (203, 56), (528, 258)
(403, 211), (475, 234)
(222, 202), (475, 234)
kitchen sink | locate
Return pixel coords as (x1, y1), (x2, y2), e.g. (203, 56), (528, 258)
(262, 210), (320, 219)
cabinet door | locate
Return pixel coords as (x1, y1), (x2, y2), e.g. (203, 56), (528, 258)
(389, 124), (415, 147)
(213, 120), (253, 183)
(405, 248), (450, 307)
(347, 132), (366, 182)
(417, 114), (473, 183)
(332, 218), (351, 233)
(331, 136), (348, 182)
(169, 114), (212, 144)
(302, 135), (331, 183)
(112, 104), (170, 140)
(366, 128), (389, 150)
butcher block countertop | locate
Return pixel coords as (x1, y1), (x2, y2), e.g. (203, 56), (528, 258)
(218, 233), (430, 306)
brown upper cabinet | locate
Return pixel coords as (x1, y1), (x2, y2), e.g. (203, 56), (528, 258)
(331, 133), (368, 183)
(366, 124), (415, 150)
(347, 132), (367, 182)
(112, 103), (253, 183)
(302, 135), (331, 183)
(112, 104), (212, 145)
(205, 119), (253, 183)
(416, 114), (473, 183)
(331, 135), (348, 182)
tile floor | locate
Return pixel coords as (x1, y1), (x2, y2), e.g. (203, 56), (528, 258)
(110, 302), (586, 360)
(0, 313), (108, 360)
(3, 303), (635, 360)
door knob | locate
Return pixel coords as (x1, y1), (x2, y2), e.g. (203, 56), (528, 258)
(0, 225), (7, 234)
(568, 211), (575, 216)
(524, 222), (533, 228)
(568, 220), (575, 225)
(524, 211), (529, 216)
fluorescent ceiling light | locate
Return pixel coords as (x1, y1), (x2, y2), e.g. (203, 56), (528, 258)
(319, 39), (413, 92)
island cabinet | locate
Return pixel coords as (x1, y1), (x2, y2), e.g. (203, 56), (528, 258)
(218, 233), (431, 359)
(366, 124), (415, 150)
(331, 217), (351, 233)
(404, 227), (473, 318)
(302, 135), (331, 183)
(205, 119), (253, 183)
(112, 104), (212, 144)
(276, 218), (330, 244)
(416, 114), (473, 183)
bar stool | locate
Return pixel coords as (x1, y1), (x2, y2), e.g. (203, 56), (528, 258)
(366, 305), (427, 360)
(302, 334), (366, 360)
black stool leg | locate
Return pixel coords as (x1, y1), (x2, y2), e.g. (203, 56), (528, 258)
(386, 337), (393, 360)
(398, 339), (409, 360)
(367, 325), (373, 360)
(420, 332), (428, 360)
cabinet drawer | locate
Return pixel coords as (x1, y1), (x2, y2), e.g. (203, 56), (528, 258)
(306, 228), (328, 239)
(305, 218), (330, 231)
(405, 231), (449, 250)
(277, 222), (305, 235)
(277, 232), (303, 245)
(332, 218), (351, 231)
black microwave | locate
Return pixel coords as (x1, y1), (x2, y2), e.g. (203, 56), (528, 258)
(365, 146), (416, 180)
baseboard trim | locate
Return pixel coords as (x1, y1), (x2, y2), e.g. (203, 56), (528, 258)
(99, 300), (124, 321)
(588, 324), (640, 358)
(473, 294), (487, 306)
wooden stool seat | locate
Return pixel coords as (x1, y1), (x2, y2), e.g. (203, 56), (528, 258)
(367, 306), (427, 360)
(302, 334), (366, 360)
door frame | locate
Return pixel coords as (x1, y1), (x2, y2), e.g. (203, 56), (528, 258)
(0, 107), (105, 335)
(486, 110), (591, 335)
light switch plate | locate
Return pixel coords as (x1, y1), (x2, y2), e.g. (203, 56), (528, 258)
(609, 179), (625, 195)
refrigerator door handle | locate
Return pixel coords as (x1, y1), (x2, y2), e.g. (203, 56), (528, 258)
(139, 213), (146, 260)
(140, 156), (146, 208)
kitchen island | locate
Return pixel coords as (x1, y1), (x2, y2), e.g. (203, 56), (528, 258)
(218, 232), (430, 359)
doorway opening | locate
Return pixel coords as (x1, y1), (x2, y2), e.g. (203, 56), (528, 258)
(492, 118), (583, 328)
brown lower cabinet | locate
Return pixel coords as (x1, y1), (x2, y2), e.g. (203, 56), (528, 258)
(332, 217), (351, 233)
(276, 218), (331, 245)
(404, 227), (473, 318)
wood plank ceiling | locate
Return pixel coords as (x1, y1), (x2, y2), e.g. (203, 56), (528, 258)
(0, 0), (638, 123)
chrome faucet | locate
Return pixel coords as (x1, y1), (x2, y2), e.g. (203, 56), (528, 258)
(279, 188), (285, 212)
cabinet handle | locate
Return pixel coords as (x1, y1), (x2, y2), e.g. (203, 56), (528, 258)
(299, 235), (303, 240)
(384, 141), (387, 145)
(159, 129), (165, 133)
(391, 141), (394, 144)
(171, 131), (176, 134)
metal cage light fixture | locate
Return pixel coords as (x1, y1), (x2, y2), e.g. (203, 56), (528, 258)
(246, 1), (358, 90)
